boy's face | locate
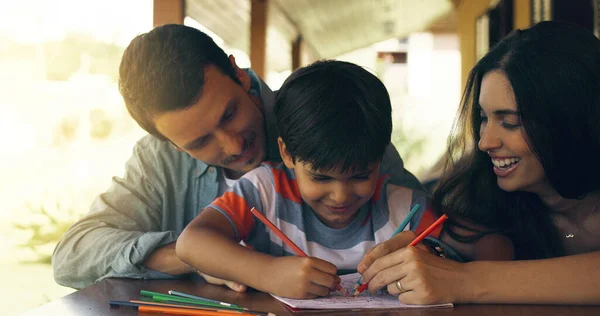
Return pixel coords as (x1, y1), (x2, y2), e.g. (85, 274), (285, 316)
(279, 138), (381, 229)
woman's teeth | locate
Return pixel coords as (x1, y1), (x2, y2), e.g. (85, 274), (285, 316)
(492, 157), (520, 169)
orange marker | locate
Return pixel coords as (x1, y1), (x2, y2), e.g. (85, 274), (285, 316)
(249, 207), (348, 296)
(138, 305), (260, 315)
(353, 214), (448, 296)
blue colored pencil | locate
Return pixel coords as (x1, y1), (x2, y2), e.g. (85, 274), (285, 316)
(390, 203), (421, 237)
(109, 300), (272, 316)
(353, 203), (421, 290)
(168, 290), (239, 308)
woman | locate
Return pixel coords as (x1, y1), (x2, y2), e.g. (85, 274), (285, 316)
(357, 21), (600, 305)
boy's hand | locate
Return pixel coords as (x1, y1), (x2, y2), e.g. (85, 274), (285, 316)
(197, 271), (248, 292)
(266, 256), (340, 299)
(357, 231), (429, 274)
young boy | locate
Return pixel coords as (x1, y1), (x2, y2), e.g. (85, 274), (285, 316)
(176, 60), (431, 299)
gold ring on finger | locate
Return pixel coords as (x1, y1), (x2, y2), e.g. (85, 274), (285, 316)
(395, 279), (408, 293)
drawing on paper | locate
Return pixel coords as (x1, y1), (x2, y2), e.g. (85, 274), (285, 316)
(271, 273), (453, 310)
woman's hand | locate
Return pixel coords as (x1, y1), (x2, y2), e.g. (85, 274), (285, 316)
(360, 246), (471, 305)
(265, 256), (340, 299)
(357, 230), (427, 274)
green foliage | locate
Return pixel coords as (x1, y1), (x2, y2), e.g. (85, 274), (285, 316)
(12, 203), (79, 265)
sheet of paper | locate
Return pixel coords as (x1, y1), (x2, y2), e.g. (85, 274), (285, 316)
(271, 273), (453, 310)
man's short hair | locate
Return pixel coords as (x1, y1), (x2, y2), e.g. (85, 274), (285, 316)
(118, 24), (240, 140)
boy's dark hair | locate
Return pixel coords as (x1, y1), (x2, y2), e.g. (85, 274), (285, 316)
(275, 60), (392, 173)
(118, 24), (240, 140)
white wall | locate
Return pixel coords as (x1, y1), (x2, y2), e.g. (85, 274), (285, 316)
(336, 33), (461, 179)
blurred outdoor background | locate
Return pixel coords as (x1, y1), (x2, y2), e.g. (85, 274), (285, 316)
(1, 0), (595, 314)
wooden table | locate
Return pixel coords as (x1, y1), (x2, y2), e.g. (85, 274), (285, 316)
(24, 276), (600, 315)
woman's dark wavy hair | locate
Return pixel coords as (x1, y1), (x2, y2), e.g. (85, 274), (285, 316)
(432, 21), (600, 259)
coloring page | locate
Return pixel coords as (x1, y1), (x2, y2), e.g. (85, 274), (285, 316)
(271, 273), (453, 310)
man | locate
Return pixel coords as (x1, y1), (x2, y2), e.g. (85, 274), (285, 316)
(52, 24), (423, 290)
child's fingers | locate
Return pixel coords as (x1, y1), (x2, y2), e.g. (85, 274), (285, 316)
(307, 282), (334, 297)
(224, 281), (247, 292)
(308, 269), (340, 290)
(310, 257), (339, 276)
(198, 272), (247, 292)
(198, 272), (223, 284)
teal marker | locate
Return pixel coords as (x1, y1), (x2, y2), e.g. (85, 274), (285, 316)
(390, 203), (421, 237)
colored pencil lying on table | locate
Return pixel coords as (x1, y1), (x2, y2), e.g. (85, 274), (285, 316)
(110, 300), (273, 316)
(249, 207), (349, 296)
(352, 203), (421, 291)
(111, 300), (271, 316)
(138, 305), (259, 316)
(353, 214), (448, 296)
(141, 290), (247, 311)
(169, 289), (239, 308)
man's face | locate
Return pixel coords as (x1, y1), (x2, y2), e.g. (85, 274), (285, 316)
(154, 62), (266, 178)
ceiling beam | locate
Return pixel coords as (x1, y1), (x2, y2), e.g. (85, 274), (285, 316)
(250, 0), (268, 79)
(153, 0), (185, 26)
(270, 0), (321, 61)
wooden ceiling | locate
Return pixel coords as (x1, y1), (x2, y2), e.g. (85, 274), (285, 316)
(185, 0), (454, 72)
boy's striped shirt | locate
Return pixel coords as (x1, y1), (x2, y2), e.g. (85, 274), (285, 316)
(209, 162), (432, 272)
